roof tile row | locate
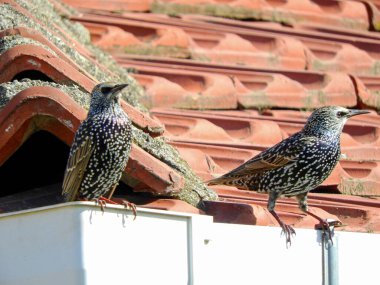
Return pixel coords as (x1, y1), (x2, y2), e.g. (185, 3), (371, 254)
(68, 0), (370, 30)
(1, 0), (379, 233)
(151, 108), (380, 196)
(118, 55), (380, 110)
(71, 12), (380, 75)
(0, 0), (217, 210)
(59, 0), (380, 232)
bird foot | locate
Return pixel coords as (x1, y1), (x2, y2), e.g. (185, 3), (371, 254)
(269, 210), (296, 247)
(305, 209), (341, 244)
(94, 197), (137, 219)
(315, 219), (341, 244)
(280, 223), (296, 248)
(121, 199), (137, 220)
(93, 196), (118, 212)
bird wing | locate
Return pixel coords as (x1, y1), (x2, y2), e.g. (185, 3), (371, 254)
(207, 152), (297, 185)
(223, 151), (297, 178)
(206, 135), (312, 185)
(240, 152), (296, 174)
(62, 138), (94, 201)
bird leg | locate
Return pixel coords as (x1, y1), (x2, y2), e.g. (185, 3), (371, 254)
(121, 199), (137, 220)
(304, 210), (335, 242)
(268, 192), (295, 247)
(296, 193), (336, 243)
(269, 210), (296, 247)
(107, 184), (118, 200)
(106, 184), (137, 219)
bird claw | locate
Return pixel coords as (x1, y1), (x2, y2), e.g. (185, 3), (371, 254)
(121, 199), (137, 220)
(93, 198), (107, 212)
(280, 224), (296, 248)
(92, 196), (137, 219)
(92, 196), (118, 212)
(316, 219), (341, 244)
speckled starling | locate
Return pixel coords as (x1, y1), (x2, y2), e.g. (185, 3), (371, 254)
(207, 106), (369, 245)
(62, 82), (132, 205)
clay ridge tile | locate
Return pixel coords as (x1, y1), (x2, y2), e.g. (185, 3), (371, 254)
(0, 34), (164, 135)
(0, 86), (184, 194)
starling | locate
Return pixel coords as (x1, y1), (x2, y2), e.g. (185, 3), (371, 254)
(207, 106), (369, 245)
(62, 82), (134, 212)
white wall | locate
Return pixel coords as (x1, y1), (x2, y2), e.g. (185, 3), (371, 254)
(0, 203), (378, 285)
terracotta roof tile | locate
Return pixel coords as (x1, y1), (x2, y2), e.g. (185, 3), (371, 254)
(0, 86), (184, 194)
(72, 13), (307, 69)
(0, 43), (96, 90)
(151, 0), (370, 30)
(1, 0), (380, 233)
(361, 0), (380, 30)
(353, 75), (380, 110)
(214, 186), (380, 231)
(62, 0), (152, 12)
(118, 56), (359, 109)
(151, 108), (380, 197)
(0, 31), (164, 134)
(177, 14), (380, 75)
(130, 68), (237, 109)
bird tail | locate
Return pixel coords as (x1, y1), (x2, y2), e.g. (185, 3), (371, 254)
(205, 178), (218, 186)
(205, 176), (239, 187)
(62, 191), (74, 202)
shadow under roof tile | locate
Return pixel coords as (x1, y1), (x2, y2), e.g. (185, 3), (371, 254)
(363, 0), (380, 30)
(304, 40), (380, 76)
(352, 75), (380, 111)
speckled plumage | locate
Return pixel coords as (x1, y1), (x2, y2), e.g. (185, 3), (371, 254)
(207, 106), (369, 245)
(62, 82), (132, 202)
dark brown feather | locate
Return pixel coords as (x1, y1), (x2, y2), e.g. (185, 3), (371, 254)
(207, 148), (297, 185)
(62, 139), (94, 201)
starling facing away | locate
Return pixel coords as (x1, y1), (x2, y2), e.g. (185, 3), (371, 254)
(62, 82), (135, 213)
(207, 106), (369, 245)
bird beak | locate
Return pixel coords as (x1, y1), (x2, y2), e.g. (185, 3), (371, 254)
(347, 109), (370, 118)
(111, 83), (129, 94)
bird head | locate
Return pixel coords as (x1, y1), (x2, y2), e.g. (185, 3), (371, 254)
(92, 82), (129, 103)
(302, 106), (369, 139)
(89, 82), (129, 115)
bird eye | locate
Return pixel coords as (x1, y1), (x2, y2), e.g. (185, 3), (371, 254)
(336, 111), (347, 118)
(100, 86), (112, 94)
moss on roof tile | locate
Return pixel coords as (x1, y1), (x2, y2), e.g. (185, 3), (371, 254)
(0, 2), (143, 109)
(0, 79), (218, 207)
